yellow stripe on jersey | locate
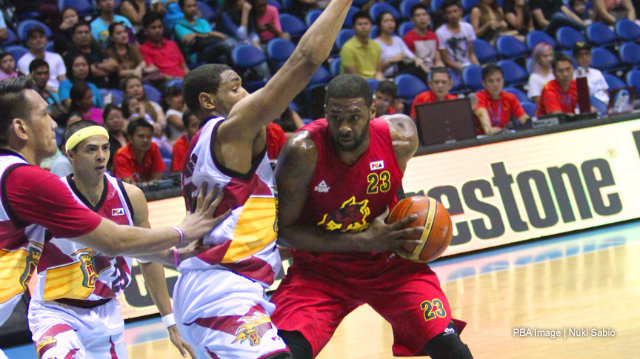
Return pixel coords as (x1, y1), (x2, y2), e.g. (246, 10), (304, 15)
(42, 261), (95, 301)
(223, 197), (277, 263)
(0, 247), (40, 304)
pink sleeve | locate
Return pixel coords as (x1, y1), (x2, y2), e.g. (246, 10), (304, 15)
(270, 6), (283, 32)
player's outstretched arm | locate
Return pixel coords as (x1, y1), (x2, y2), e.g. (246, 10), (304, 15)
(275, 132), (423, 254)
(383, 114), (419, 172)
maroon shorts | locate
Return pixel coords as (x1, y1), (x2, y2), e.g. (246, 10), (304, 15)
(270, 254), (462, 357)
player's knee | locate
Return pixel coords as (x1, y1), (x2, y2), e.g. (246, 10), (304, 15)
(278, 330), (313, 359)
(424, 330), (473, 359)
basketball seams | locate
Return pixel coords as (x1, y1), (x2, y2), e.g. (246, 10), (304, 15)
(417, 198), (437, 261)
(429, 205), (453, 261)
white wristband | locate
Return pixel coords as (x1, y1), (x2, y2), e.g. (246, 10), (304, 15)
(162, 313), (176, 328)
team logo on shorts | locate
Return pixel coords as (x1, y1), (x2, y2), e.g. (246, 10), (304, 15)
(232, 312), (273, 346)
(317, 196), (371, 232)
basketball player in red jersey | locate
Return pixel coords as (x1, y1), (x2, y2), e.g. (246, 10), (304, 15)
(270, 74), (473, 359)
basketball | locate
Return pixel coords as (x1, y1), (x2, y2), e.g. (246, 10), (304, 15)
(388, 196), (453, 263)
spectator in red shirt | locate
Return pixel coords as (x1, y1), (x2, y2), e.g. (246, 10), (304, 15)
(536, 53), (578, 117)
(410, 67), (457, 119)
(139, 12), (189, 80)
(402, 3), (444, 74)
(170, 109), (200, 172)
(113, 118), (167, 183)
(474, 63), (529, 134)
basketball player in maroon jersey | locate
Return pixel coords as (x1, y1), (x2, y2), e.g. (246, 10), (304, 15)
(270, 74), (473, 359)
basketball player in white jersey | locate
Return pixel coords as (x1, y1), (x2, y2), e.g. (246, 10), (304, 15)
(29, 120), (197, 359)
(175, 0), (353, 357)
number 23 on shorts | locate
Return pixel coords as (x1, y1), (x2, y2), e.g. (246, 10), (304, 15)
(421, 298), (447, 321)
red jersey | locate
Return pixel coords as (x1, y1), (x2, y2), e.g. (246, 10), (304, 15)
(410, 90), (457, 119)
(475, 90), (526, 132)
(113, 142), (166, 183)
(294, 118), (403, 272)
(171, 134), (189, 173)
(536, 79), (578, 116)
(266, 123), (286, 160)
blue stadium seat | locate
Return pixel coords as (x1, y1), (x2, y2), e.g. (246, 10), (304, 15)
(395, 73), (428, 101)
(5, 45), (29, 62)
(370, 25), (378, 39)
(268, 0), (282, 10)
(305, 9), (323, 27)
(109, 88), (124, 106)
(309, 66), (331, 87)
(58, 0), (93, 17)
(615, 19), (640, 42)
(369, 2), (400, 23)
(473, 38), (497, 64)
(431, 0), (446, 13)
(619, 42), (640, 68)
(1, 28), (19, 46)
(336, 29), (355, 49)
(496, 35), (528, 59)
(352, 0), (370, 7)
(504, 87), (529, 103)
(17, 19), (54, 41)
(461, 0), (478, 13)
(450, 70), (463, 92)
(626, 69), (640, 92)
(143, 84), (162, 103)
(603, 73), (626, 90)
(398, 21), (415, 36)
(521, 101), (537, 117)
(526, 30), (557, 50)
(330, 58), (341, 77)
(462, 65), (483, 91)
(267, 38), (296, 69)
(556, 26), (585, 50)
(343, 6), (360, 29)
(400, 0), (421, 19)
(590, 47), (621, 73)
(197, 2), (217, 22)
(165, 78), (184, 88)
(497, 59), (528, 86)
(280, 14), (307, 38)
(280, 0), (293, 10)
(231, 43), (268, 69)
(367, 78), (380, 92)
(586, 22), (618, 47)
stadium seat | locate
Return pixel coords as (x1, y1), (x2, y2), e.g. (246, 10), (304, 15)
(526, 30), (557, 50)
(395, 73), (428, 101)
(521, 101), (537, 117)
(367, 78), (380, 92)
(336, 29), (355, 49)
(615, 19), (640, 42)
(461, 0), (478, 13)
(267, 0), (282, 10)
(143, 84), (163, 103)
(1, 28), (19, 46)
(504, 87), (529, 103)
(17, 19), (54, 41)
(369, 2), (400, 23)
(305, 9), (323, 27)
(352, 0), (370, 7)
(619, 42), (640, 68)
(462, 65), (483, 91)
(58, 0), (93, 17)
(497, 59), (528, 86)
(343, 6), (360, 29)
(496, 35), (528, 59)
(556, 26), (585, 50)
(5, 45), (29, 62)
(431, 0), (446, 13)
(473, 38), (497, 64)
(400, 0), (421, 19)
(603, 73), (626, 90)
(586, 22), (618, 47)
(280, 14), (307, 38)
(165, 78), (184, 88)
(589, 47), (621, 73)
(267, 38), (296, 69)
(370, 25), (378, 38)
(626, 69), (640, 92)
(108, 88), (124, 106)
(330, 58), (341, 77)
(232, 43), (268, 69)
(450, 70), (463, 93)
(197, 2), (217, 22)
(398, 21), (415, 36)
(309, 66), (332, 87)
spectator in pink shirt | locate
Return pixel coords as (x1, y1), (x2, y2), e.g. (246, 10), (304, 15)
(69, 83), (104, 125)
(253, 0), (290, 43)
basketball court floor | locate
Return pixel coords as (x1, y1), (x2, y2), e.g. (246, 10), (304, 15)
(5, 220), (639, 358)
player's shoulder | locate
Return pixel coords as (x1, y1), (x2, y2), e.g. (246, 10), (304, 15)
(121, 181), (146, 205)
(380, 114), (418, 142)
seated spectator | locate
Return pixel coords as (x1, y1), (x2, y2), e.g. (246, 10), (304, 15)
(290, 0), (329, 19)
(253, 0), (290, 43)
(531, 0), (587, 35)
(122, 75), (167, 129)
(220, 0), (261, 45)
(163, 85), (186, 141)
(113, 118), (167, 184)
(527, 42), (554, 103)
(573, 42), (609, 108)
(9, 0), (59, 30)
(18, 26), (67, 92)
(105, 22), (159, 82)
(0, 52), (20, 81)
(102, 104), (128, 172)
(54, 7), (80, 56)
(59, 54), (104, 109)
(593, 0), (636, 24)
(536, 53), (581, 116)
(375, 11), (426, 79)
(569, 0), (595, 25)
(120, 0), (148, 30)
(170, 109), (200, 172)
(471, 0), (520, 44)
(174, 0), (234, 65)
(49, 113), (83, 177)
(66, 21), (119, 88)
(503, 0), (534, 39)
(69, 83), (104, 124)
(403, 4), (444, 75)
(340, 11), (384, 80)
(374, 80), (400, 116)
(91, 0), (136, 49)
(410, 67), (457, 118)
(140, 12), (189, 80)
(29, 59), (67, 124)
(474, 64), (529, 134)
(0, 11), (7, 44)
(436, 0), (480, 74)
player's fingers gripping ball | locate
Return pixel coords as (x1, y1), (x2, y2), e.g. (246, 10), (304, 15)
(388, 196), (453, 263)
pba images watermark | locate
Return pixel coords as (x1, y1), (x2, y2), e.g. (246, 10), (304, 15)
(513, 328), (616, 339)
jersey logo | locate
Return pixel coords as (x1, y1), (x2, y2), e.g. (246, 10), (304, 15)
(232, 312), (273, 346)
(74, 249), (112, 290)
(19, 247), (42, 291)
(314, 180), (330, 193)
(317, 196), (371, 232)
(112, 208), (125, 216)
(370, 160), (384, 170)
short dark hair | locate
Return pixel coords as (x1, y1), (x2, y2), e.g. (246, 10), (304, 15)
(72, 20), (91, 35)
(28, 58), (49, 73)
(376, 80), (397, 99)
(441, 0), (461, 12)
(143, 11), (164, 29)
(102, 103), (122, 123)
(428, 67), (451, 81)
(70, 82), (92, 106)
(352, 10), (372, 26)
(182, 109), (196, 129)
(26, 26), (46, 40)
(410, 3), (430, 17)
(481, 63), (503, 81)
(65, 53), (91, 83)
(178, 0), (188, 8)
(63, 120), (104, 151)
(325, 74), (372, 107)
(0, 52), (13, 63)
(163, 85), (182, 101)
(0, 77), (36, 146)
(183, 64), (233, 113)
(552, 53), (574, 71)
(127, 117), (154, 137)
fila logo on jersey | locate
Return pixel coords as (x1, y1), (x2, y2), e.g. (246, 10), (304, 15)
(370, 161), (384, 171)
(315, 180), (330, 193)
(112, 208), (125, 216)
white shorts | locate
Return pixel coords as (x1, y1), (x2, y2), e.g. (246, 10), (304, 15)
(173, 269), (289, 359)
(28, 299), (128, 359)
(0, 348), (7, 359)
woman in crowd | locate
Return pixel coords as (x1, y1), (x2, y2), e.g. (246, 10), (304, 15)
(103, 104), (128, 172)
(470, 0), (520, 44)
(105, 22), (159, 82)
(252, 0), (290, 43)
(527, 42), (555, 104)
(375, 11), (425, 79)
(54, 7), (79, 56)
(220, 0), (261, 45)
(163, 85), (186, 141)
(69, 83), (104, 124)
(0, 52), (20, 81)
(59, 53), (104, 108)
(503, 0), (534, 40)
(120, 0), (148, 30)
(593, 0), (636, 24)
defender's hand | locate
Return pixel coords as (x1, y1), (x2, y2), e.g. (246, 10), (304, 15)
(179, 183), (230, 243)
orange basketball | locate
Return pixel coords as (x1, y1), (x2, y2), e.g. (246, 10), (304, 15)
(388, 196), (453, 263)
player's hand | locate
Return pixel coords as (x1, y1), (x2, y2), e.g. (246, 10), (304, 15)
(360, 207), (423, 253)
(176, 237), (211, 263)
(167, 325), (197, 358)
(179, 182), (231, 243)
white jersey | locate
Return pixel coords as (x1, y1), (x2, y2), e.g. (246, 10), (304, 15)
(181, 116), (281, 287)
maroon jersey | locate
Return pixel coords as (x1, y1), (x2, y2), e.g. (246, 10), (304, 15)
(294, 117), (403, 271)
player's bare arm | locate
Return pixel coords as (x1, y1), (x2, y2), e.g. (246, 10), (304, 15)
(383, 114), (419, 172)
(275, 132), (422, 254)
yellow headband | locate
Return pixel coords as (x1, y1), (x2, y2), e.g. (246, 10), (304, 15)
(65, 126), (110, 152)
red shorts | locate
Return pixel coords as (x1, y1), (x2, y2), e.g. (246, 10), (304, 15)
(270, 253), (462, 357)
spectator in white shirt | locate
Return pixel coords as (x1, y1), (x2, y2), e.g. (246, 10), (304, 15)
(374, 11), (426, 79)
(527, 41), (554, 104)
(17, 26), (67, 92)
(436, 0), (480, 74)
(573, 41), (609, 105)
